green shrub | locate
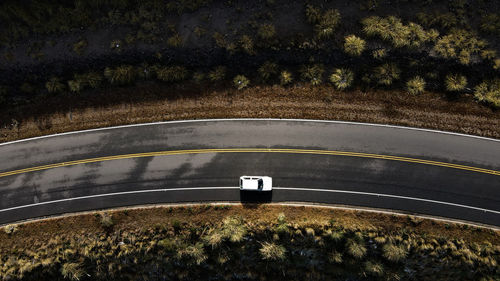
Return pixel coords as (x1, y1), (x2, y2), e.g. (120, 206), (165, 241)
(445, 74), (467, 92)
(233, 75), (250, 90)
(406, 76), (426, 95)
(193, 72), (205, 83)
(177, 242), (207, 265)
(104, 65), (136, 85)
(45, 77), (65, 93)
(306, 5), (341, 39)
(347, 239), (366, 259)
(72, 39), (87, 55)
(305, 4), (322, 24)
(67, 80), (83, 93)
(156, 66), (188, 82)
(208, 66), (226, 82)
(258, 24), (276, 40)
(474, 79), (500, 108)
(433, 29), (487, 65)
(328, 251), (343, 263)
(100, 213), (114, 228)
(365, 261), (384, 276)
(329, 68), (354, 90)
(480, 14), (500, 35)
(382, 243), (408, 262)
(343, 35), (366, 56)
(300, 64), (325, 85)
(221, 216), (247, 242)
(372, 48), (387, 59)
(280, 70), (293, 85)
(84, 72), (103, 89)
(260, 242), (286, 261)
(373, 63), (401, 86)
(258, 61), (278, 81)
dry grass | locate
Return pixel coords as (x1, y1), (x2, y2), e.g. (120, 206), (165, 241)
(0, 205), (498, 254)
(1, 83), (499, 143)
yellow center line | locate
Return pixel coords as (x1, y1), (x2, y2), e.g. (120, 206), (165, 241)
(0, 148), (499, 178)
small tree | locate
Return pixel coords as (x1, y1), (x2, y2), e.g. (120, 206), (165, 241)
(233, 75), (250, 90)
(167, 33), (183, 47)
(445, 74), (467, 92)
(474, 79), (500, 108)
(373, 63), (401, 86)
(382, 243), (408, 262)
(67, 80), (83, 93)
(45, 77), (65, 93)
(329, 68), (354, 90)
(104, 65), (136, 85)
(239, 35), (255, 55)
(60, 262), (85, 281)
(208, 66), (226, 82)
(257, 24), (276, 40)
(406, 76), (426, 95)
(300, 64), (325, 85)
(344, 35), (366, 56)
(258, 61), (278, 81)
(84, 72), (103, 89)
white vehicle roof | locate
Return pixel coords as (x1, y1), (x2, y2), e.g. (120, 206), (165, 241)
(239, 176), (272, 191)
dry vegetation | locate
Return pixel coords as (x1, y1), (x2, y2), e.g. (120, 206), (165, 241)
(1, 83), (499, 143)
(0, 205), (498, 280)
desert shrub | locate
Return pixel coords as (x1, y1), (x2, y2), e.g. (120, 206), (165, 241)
(203, 230), (223, 248)
(208, 66), (226, 82)
(300, 64), (325, 85)
(221, 216), (247, 242)
(343, 35), (366, 56)
(433, 29), (487, 65)
(373, 63), (401, 86)
(257, 24), (276, 40)
(329, 68), (354, 90)
(329, 251), (343, 263)
(110, 39), (122, 50)
(84, 72), (103, 89)
(445, 74), (467, 92)
(45, 77), (65, 93)
(104, 65), (136, 85)
(258, 61), (278, 81)
(177, 242), (207, 265)
(233, 75), (250, 90)
(100, 213), (114, 228)
(365, 261), (384, 276)
(260, 242), (286, 261)
(61, 262), (85, 281)
(280, 70), (293, 85)
(193, 72), (205, 84)
(362, 16), (437, 48)
(347, 239), (366, 259)
(382, 243), (408, 262)
(72, 39), (87, 55)
(406, 76), (426, 95)
(306, 5), (341, 39)
(167, 33), (183, 47)
(156, 66), (188, 82)
(474, 79), (500, 108)
(67, 80), (83, 93)
(372, 48), (387, 59)
(239, 35), (255, 55)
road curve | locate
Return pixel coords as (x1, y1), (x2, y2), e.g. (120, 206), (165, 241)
(0, 119), (499, 226)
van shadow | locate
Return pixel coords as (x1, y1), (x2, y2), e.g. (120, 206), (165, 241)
(239, 190), (273, 204)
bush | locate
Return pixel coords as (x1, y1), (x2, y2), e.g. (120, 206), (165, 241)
(306, 5), (341, 39)
(45, 77), (65, 93)
(445, 74), (467, 92)
(329, 251), (343, 263)
(193, 72), (205, 84)
(382, 243), (408, 262)
(280, 70), (293, 85)
(110, 39), (122, 50)
(208, 66), (226, 82)
(3, 224), (17, 234)
(474, 79), (500, 108)
(60, 262), (84, 281)
(347, 239), (366, 259)
(167, 33), (183, 47)
(233, 75), (250, 90)
(406, 76), (426, 95)
(433, 29), (487, 65)
(365, 261), (384, 276)
(257, 24), (276, 40)
(260, 242), (286, 261)
(300, 64), (325, 85)
(329, 68), (354, 90)
(373, 63), (401, 86)
(221, 216), (247, 242)
(258, 61), (278, 81)
(72, 39), (87, 55)
(67, 80), (83, 93)
(177, 242), (207, 265)
(100, 213), (114, 228)
(156, 66), (188, 82)
(239, 35), (255, 55)
(104, 65), (136, 85)
(84, 72), (103, 89)
(343, 35), (366, 56)
(372, 48), (387, 59)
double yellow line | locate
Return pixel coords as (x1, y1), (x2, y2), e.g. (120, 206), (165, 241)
(0, 148), (499, 178)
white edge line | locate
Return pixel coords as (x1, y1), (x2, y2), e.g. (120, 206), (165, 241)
(1, 118), (498, 147)
(1, 186), (498, 215)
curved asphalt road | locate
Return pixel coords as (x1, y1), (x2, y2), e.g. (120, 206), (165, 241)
(0, 119), (499, 226)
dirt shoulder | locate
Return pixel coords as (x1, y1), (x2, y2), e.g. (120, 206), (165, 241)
(1, 83), (499, 143)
